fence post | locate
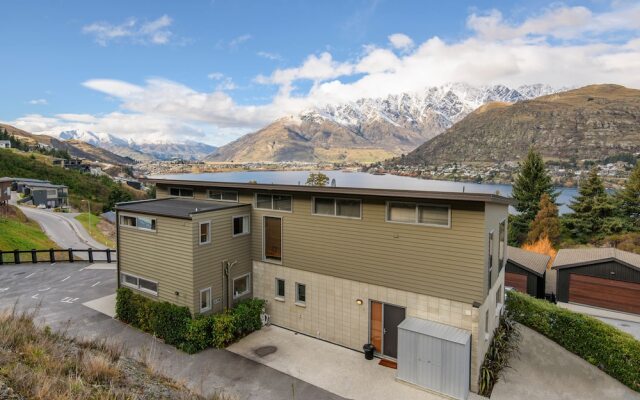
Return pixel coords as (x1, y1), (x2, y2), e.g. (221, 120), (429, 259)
(68, 248), (74, 263)
(106, 249), (112, 263)
(49, 249), (55, 264)
(88, 248), (94, 263)
(14, 249), (20, 264)
(31, 249), (37, 264)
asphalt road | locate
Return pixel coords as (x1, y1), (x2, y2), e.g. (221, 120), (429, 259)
(0, 263), (344, 400)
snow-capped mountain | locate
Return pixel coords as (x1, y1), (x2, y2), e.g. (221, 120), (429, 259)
(207, 83), (558, 163)
(52, 129), (216, 161)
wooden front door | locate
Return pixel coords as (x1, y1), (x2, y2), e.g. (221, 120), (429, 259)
(370, 301), (405, 359)
(506, 272), (528, 293)
(263, 216), (282, 262)
(569, 274), (640, 314)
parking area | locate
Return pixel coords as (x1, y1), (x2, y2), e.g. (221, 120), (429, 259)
(558, 302), (640, 340)
(0, 263), (344, 400)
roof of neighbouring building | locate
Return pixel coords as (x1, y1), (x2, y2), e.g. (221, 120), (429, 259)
(116, 198), (249, 219)
(101, 211), (116, 224)
(507, 246), (551, 276)
(552, 248), (640, 271)
(145, 178), (513, 205)
(26, 183), (68, 189)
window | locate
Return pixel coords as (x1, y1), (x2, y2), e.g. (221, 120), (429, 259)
(232, 215), (250, 236)
(121, 273), (158, 296)
(488, 231), (494, 291)
(313, 197), (361, 218)
(387, 202), (450, 227)
(199, 222), (211, 244)
(208, 190), (238, 202)
(200, 288), (212, 312)
(498, 219), (507, 271)
(275, 278), (285, 299)
(233, 274), (250, 298)
(120, 215), (156, 231)
(169, 187), (194, 197)
(255, 193), (292, 211)
(263, 216), (282, 262)
(295, 283), (306, 305)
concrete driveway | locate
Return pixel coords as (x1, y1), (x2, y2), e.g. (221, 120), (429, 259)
(491, 325), (640, 400)
(0, 263), (343, 400)
(558, 302), (640, 340)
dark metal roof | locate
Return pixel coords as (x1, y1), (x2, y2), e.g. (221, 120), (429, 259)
(552, 248), (640, 271)
(146, 178), (513, 205)
(116, 198), (248, 219)
(507, 246), (551, 276)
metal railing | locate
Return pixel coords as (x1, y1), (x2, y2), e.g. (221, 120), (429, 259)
(0, 248), (116, 265)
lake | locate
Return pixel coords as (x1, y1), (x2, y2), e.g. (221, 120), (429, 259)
(152, 171), (578, 214)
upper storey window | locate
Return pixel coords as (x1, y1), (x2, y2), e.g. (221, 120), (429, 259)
(313, 197), (361, 219)
(208, 190), (238, 202)
(169, 187), (194, 197)
(256, 193), (292, 212)
(386, 202), (450, 227)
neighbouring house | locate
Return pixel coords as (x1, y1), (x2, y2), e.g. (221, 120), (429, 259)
(0, 140), (11, 149)
(53, 157), (89, 172)
(0, 177), (12, 205)
(552, 248), (640, 315)
(115, 179), (510, 398)
(505, 246), (550, 298)
(12, 178), (51, 193)
(24, 182), (69, 208)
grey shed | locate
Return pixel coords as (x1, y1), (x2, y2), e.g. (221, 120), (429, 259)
(397, 317), (471, 400)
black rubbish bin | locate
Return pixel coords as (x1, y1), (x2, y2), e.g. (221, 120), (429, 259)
(363, 344), (375, 360)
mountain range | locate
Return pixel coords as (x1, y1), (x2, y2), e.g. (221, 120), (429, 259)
(206, 83), (558, 163)
(393, 84), (640, 165)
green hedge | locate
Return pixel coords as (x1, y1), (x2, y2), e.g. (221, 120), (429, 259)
(115, 287), (266, 354)
(506, 290), (640, 391)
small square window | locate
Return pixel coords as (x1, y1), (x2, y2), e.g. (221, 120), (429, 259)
(233, 215), (250, 236)
(233, 274), (250, 299)
(200, 222), (211, 244)
(295, 282), (306, 304)
(200, 288), (212, 312)
(275, 278), (285, 299)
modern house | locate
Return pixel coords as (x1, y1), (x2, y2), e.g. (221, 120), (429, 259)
(0, 178), (12, 205)
(24, 182), (69, 208)
(115, 178), (510, 397)
(552, 248), (640, 314)
(505, 246), (550, 298)
(0, 140), (11, 149)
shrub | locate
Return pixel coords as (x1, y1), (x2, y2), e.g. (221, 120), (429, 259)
(115, 287), (137, 325)
(212, 312), (237, 349)
(147, 301), (192, 346)
(180, 316), (214, 354)
(233, 298), (265, 337)
(478, 312), (520, 396)
(506, 290), (640, 392)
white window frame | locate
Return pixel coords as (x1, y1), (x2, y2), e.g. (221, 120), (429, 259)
(200, 287), (212, 312)
(120, 214), (156, 232)
(199, 221), (211, 245)
(120, 272), (158, 296)
(232, 273), (251, 299)
(498, 219), (507, 271)
(311, 196), (362, 219)
(207, 189), (239, 202)
(295, 282), (306, 306)
(169, 187), (194, 198)
(488, 230), (495, 291)
(262, 215), (283, 264)
(232, 214), (251, 237)
(385, 201), (451, 228)
(275, 278), (285, 301)
(254, 193), (293, 213)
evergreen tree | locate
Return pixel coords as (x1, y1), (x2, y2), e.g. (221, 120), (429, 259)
(106, 183), (133, 211)
(563, 167), (629, 242)
(618, 162), (640, 231)
(509, 148), (557, 245)
(527, 193), (560, 246)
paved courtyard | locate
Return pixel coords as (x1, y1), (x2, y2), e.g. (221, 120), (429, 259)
(0, 263), (343, 400)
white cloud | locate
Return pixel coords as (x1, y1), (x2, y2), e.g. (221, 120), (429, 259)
(13, 3), (640, 146)
(388, 33), (414, 50)
(257, 51), (282, 61)
(228, 34), (252, 48)
(82, 15), (173, 46)
(28, 99), (48, 105)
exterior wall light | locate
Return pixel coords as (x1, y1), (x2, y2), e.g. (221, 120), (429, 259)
(356, 299), (363, 305)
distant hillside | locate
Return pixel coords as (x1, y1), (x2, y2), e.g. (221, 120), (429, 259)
(206, 83), (557, 163)
(394, 84), (640, 165)
(0, 123), (134, 165)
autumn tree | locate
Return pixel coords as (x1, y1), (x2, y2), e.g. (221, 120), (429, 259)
(527, 193), (560, 246)
(306, 172), (329, 186)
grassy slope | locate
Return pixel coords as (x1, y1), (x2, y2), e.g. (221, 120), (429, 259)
(75, 213), (116, 248)
(0, 206), (58, 262)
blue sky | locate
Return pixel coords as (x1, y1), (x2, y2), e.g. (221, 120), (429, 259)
(1, 0), (639, 145)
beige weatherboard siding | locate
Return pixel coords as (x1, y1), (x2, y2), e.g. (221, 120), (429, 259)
(155, 182), (499, 304)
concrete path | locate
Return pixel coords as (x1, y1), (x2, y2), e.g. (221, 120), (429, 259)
(491, 325), (640, 400)
(0, 263), (344, 400)
(228, 324), (478, 400)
